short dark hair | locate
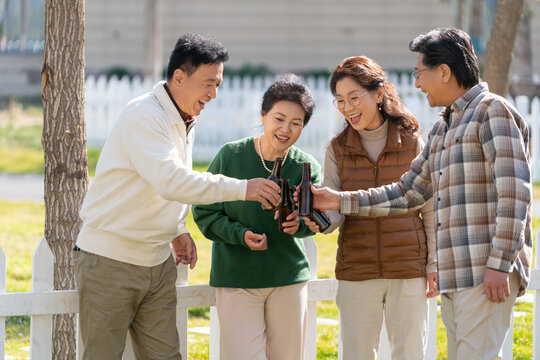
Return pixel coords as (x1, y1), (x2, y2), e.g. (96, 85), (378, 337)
(261, 74), (315, 126)
(166, 33), (229, 80)
(409, 27), (479, 89)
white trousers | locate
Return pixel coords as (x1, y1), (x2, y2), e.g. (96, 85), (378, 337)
(336, 278), (428, 360)
(215, 282), (307, 360)
(441, 270), (520, 360)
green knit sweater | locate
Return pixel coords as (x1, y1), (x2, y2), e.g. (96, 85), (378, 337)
(192, 137), (321, 288)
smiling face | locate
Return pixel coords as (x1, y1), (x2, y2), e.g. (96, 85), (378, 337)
(334, 76), (384, 131)
(168, 62), (224, 116)
(414, 53), (445, 108)
(260, 100), (305, 160)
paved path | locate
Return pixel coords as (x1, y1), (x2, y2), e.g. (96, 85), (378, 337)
(3, 173), (540, 216)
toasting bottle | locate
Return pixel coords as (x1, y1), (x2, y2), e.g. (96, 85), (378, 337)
(310, 209), (331, 232)
(278, 179), (294, 232)
(262, 157), (283, 212)
(297, 162), (313, 217)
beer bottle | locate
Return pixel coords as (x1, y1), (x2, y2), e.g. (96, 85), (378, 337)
(297, 162), (313, 217)
(262, 157), (283, 212)
(278, 179), (294, 232)
(310, 209), (331, 232)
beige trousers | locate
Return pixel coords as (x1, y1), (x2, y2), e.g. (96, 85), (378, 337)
(441, 270), (520, 360)
(215, 282), (308, 360)
(74, 250), (180, 360)
(336, 278), (428, 360)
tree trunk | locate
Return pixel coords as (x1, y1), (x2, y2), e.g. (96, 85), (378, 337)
(509, 2), (537, 98)
(42, 0), (87, 358)
(483, 0), (526, 96)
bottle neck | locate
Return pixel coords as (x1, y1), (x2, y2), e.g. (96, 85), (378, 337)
(301, 163), (311, 183)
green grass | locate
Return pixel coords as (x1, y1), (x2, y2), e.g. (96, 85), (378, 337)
(0, 199), (535, 359)
(0, 105), (537, 358)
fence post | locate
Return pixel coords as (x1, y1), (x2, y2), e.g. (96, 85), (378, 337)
(209, 305), (220, 360)
(304, 236), (318, 360)
(425, 296), (438, 360)
(30, 238), (54, 360)
(0, 245), (5, 359)
(176, 264), (189, 359)
(533, 227), (540, 360)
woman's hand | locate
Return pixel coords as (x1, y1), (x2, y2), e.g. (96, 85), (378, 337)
(293, 185), (341, 210)
(274, 210), (301, 234)
(244, 230), (268, 250)
(426, 273), (438, 298)
(301, 216), (320, 233)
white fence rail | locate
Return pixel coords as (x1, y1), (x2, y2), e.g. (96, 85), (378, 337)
(85, 75), (540, 180)
(0, 232), (539, 359)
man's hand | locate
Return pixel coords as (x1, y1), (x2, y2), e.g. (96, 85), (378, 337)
(426, 273), (438, 298)
(244, 230), (268, 251)
(481, 268), (510, 303)
(293, 185), (341, 210)
(246, 178), (281, 210)
(171, 233), (198, 269)
(274, 210), (300, 234)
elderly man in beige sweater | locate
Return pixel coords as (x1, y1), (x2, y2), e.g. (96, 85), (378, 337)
(74, 34), (280, 360)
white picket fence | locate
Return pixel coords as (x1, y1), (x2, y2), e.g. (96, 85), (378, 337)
(0, 232), (539, 359)
(85, 75), (540, 181)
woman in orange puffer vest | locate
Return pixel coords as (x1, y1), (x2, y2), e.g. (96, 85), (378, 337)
(304, 56), (437, 360)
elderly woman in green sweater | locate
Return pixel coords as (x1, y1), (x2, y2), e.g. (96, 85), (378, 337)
(192, 74), (320, 360)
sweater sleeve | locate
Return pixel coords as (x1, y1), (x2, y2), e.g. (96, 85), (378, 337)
(192, 148), (253, 248)
(321, 144), (345, 234)
(124, 113), (247, 205)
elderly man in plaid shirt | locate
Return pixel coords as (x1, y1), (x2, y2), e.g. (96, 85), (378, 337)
(306, 28), (532, 359)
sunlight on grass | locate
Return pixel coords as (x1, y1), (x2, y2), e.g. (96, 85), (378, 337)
(0, 197), (537, 358)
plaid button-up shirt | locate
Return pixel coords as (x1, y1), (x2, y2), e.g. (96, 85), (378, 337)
(340, 83), (532, 295)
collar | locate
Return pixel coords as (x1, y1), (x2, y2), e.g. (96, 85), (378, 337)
(452, 82), (488, 112)
(440, 82), (488, 122)
(163, 82), (195, 125)
(345, 120), (402, 155)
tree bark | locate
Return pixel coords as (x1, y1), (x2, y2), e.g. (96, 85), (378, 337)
(483, 0), (526, 96)
(42, 0), (87, 358)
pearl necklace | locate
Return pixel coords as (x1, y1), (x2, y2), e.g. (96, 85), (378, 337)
(256, 135), (289, 173)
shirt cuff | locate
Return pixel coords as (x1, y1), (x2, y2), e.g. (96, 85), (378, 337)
(340, 191), (357, 215)
(486, 247), (519, 273)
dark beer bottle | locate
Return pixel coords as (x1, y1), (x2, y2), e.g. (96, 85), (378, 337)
(262, 157), (283, 212)
(297, 162), (313, 217)
(278, 179), (294, 232)
(310, 209), (331, 232)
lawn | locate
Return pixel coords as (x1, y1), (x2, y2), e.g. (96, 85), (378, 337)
(0, 103), (536, 358)
(0, 199), (536, 359)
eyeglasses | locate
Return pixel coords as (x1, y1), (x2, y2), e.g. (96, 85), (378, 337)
(413, 67), (431, 81)
(332, 90), (370, 110)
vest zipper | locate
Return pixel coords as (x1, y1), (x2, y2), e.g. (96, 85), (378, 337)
(374, 162), (383, 278)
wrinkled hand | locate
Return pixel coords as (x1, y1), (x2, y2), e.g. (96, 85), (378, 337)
(426, 273), (438, 298)
(301, 216), (320, 233)
(274, 210), (300, 234)
(244, 230), (268, 251)
(481, 268), (510, 303)
(172, 233), (198, 269)
(293, 185), (341, 210)
(246, 178), (281, 210)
